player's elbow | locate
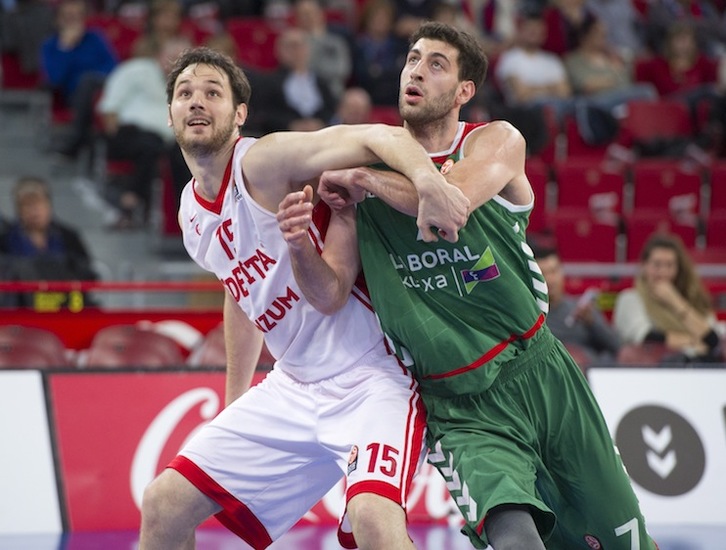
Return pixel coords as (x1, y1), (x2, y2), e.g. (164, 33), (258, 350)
(312, 294), (348, 316)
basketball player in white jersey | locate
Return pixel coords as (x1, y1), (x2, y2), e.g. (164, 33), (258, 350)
(139, 48), (469, 550)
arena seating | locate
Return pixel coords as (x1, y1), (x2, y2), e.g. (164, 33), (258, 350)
(552, 158), (626, 215)
(225, 17), (280, 71)
(0, 325), (71, 368)
(83, 324), (186, 368)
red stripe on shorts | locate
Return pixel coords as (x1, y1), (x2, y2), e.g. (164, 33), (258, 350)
(168, 455), (273, 550)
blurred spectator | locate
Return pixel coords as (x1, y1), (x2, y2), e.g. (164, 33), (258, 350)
(391, 0), (438, 39)
(636, 21), (719, 99)
(429, 2), (485, 47)
(352, 0), (409, 105)
(613, 233), (724, 364)
(294, 0), (352, 99)
(97, 36), (192, 229)
(542, 0), (597, 56)
(182, 0), (264, 19)
(644, 0), (726, 58)
(635, 20), (721, 151)
(535, 244), (621, 367)
(42, 0), (118, 160)
(143, 0), (198, 47)
(452, 0), (519, 57)
(0, 0), (54, 75)
(494, 10), (574, 123)
(0, 176), (99, 309)
(565, 15), (656, 146)
(330, 86), (372, 124)
(565, 17), (656, 108)
(203, 29), (239, 59)
(203, 30), (270, 137)
(586, 0), (646, 62)
(253, 27), (338, 133)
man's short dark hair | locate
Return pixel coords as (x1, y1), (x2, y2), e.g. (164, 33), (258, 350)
(166, 47), (252, 107)
(409, 22), (488, 89)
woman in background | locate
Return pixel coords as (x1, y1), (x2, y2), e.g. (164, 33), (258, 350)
(613, 233), (724, 364)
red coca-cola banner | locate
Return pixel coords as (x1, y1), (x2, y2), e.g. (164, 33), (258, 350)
(51, 371), (236, 530)
(49, 370), (462, 532)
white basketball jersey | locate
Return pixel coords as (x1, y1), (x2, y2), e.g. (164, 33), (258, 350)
(179, 138), (391, 382)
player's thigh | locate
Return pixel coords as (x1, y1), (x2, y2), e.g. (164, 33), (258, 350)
(329, 363), (426, 489)
(425, 393), (556, 547)
(542, 344), (655, 548)
(177, 370), (344, 540)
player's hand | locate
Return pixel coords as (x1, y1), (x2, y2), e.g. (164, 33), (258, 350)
(416, 176), (469, 243)
(318, 169), (367, 210)
(277, 185), (314, 250)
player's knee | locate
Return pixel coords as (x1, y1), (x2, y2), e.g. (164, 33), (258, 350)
(141, 474), (174, 530)
(348, 494), (381, 533)
(347, 494), (409, 549)
(485, 506), (545, 550)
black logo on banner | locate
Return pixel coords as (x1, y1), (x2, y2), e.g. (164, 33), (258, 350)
(615, 405), (705, 496)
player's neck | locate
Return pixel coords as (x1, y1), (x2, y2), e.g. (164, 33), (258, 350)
(404, 116), (460, 155)
(184, 140), (236, 202)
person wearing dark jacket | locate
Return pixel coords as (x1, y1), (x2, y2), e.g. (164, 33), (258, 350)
(249, 27), (337, 134)
(0, 176), (99, 309)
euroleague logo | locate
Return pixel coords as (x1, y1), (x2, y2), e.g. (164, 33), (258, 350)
(584, 534), (602, 549)
(615, 405), (705, 496)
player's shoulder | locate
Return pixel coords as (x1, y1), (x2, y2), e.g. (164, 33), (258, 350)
(465, 120), (524, 152)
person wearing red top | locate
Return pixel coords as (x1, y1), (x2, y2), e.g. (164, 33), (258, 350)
(636, 21), (718, 98)
(635, 20), (722, 150)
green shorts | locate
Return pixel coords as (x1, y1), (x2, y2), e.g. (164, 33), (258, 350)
(424, 328), (658, 549)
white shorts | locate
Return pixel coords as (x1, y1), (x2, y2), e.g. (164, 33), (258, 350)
(169, 357), (426, 549)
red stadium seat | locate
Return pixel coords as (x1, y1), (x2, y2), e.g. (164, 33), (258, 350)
(624, 212), (701, 261)
(187, 323), (276, 368)
(708, 161), (726, 213)
(225, 17), (280, 71)
(562, 115), (612, 160)
(0, 52), (41, 89)
(187, 324), (226, 367)
(84, 325), (185, 368)
(630, 159), (703, 218)
(618, 99), (693, 148)
(526, 157), (551, 233)
(528, 104), (562, 164)
(0, 325), (69, 367)
(546, 208), (623, 262)
(86, 14), (143, 61)
(704, 211), (726, 253)
(552, 158), (626, 216)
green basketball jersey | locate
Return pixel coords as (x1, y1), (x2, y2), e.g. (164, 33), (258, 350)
(357, 122), (548, 397)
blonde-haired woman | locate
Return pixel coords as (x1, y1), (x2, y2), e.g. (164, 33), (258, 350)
(613, 233), (724, 363)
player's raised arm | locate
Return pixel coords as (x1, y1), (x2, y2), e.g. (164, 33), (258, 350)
(444, 120), (531, 210)
(242, 123), (469, 243)
(318, 121), (530, 215)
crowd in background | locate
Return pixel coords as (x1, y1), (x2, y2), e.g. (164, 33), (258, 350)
(2, 0), (726, 148)
(0, 0), (725, 368)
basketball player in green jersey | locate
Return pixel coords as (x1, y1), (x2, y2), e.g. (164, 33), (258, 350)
(277, 21), (659, 550)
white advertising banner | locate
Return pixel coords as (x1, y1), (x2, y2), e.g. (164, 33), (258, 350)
(0, 370), (62, 534)
(587, 368), (726, 525)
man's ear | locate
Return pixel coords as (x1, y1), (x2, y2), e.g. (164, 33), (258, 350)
(236, 103), (248, 127)
(457, 81), (476, 106)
